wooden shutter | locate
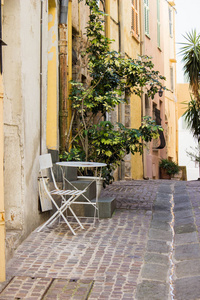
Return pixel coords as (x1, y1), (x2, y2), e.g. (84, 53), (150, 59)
(131, 0), (139, 38)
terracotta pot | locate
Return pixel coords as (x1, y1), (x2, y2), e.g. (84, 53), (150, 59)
(160, 168), (171, 179)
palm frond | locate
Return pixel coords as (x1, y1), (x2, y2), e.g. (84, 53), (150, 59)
(183, 95), (200, 139)
(178, 29), (200, 100)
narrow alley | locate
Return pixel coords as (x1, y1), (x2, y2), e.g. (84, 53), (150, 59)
(0, 180), (200, 299)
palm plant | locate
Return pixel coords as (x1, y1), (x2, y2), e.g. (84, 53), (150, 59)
(179, 29), (200, 107)
(183, 96), (200, 140)
(183, 97), (200, 173)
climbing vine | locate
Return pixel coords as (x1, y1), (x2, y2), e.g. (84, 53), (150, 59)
(60, 0), (164, 183)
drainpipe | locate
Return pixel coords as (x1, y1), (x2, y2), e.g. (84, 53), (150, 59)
(67, 0), (72, 147)
(117, 0), (125, 180)
(40, 0), (43, 155)
(118, 0), (125, 125)
(59, 0), (69, 153)
(105, 0), (110, 40)
(0, 0), (5, 283)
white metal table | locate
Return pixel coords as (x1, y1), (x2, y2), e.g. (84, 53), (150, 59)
(56, 161), (107, 225)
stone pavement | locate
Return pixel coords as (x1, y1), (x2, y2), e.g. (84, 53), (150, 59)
(0, 179), (200, 299)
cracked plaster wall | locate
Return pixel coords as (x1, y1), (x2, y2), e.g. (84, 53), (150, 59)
(3, 0), (49, 238)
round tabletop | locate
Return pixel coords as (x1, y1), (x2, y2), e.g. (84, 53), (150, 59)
(56, 161), (107, 168)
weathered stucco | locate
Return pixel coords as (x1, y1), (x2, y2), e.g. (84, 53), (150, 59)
(0, 64), (6, 281)
(3, 0), (50, 239)
(109, 0), (143, 180)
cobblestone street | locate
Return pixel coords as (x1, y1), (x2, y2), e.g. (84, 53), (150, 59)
(0, 180), (200, 299)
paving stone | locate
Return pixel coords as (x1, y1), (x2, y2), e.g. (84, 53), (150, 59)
(153, 202), (171, 212)
(174, 193), (187, 200)
(174, 183), (186, 192)
(175, 243), (200, 261)
(150, 219), (171, 231)
(154, 195), (172, 204)
(175, 232), (199, 245)
(156, 193), (172, 202)
(174, 209), (194, 219)
(144, 253), (169, 266)
(174, 215), (194, 226)
(152, 211), (172, 222)
(174, 276), (200, 300)
(141, 263), (168, 282)
(174, 202), (192, 212)
(157, 185), (173, 194)
(148, 228), (172, 241)
(147, 240), (169, 254)
(174, 223), (197, 234)
(136, 280), (169, 300)
(176, 259), (200, 278)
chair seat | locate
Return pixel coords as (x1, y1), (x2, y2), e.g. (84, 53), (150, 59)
(50, 189), (86, 196)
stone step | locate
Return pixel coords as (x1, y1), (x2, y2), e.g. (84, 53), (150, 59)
(84, 196), (116, 219)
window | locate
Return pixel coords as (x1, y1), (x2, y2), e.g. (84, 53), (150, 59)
(144, 0), (149, 36)
(169, 7), (173, 37)
(157, 0), (160, 48)
(145, 94), (151, 116)
(131, 0), (139, 39)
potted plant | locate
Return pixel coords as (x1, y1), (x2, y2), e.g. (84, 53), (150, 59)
(159, 158), (180, 179)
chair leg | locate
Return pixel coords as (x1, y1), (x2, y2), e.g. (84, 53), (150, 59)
(68, 206), (84, 229)
(37, 191), (87, 235)
(37, 202), (76, 235)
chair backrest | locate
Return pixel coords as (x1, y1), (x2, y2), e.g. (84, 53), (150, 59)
(39, 153), (53, 170)
(39, 153), (59, 190)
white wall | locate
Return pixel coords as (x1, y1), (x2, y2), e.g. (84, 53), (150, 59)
(3, 0), (50, 238)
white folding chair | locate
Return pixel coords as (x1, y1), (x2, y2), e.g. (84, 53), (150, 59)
(37, 154), (87, 235)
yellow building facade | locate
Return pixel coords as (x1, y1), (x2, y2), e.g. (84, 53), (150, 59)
(108, 0), (143, 179)
(66, 0), (178, 180)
